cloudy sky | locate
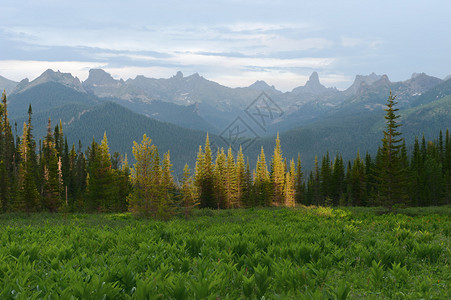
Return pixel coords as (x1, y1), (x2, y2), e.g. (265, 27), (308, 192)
(1, 0), (450, 91)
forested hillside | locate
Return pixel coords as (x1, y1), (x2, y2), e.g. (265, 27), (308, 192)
(2, 90), (449, 217)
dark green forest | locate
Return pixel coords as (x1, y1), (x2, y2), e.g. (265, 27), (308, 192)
(1, 91), (450, 218)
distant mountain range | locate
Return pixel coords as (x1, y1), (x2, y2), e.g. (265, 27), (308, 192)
(2, 69), (450, 173)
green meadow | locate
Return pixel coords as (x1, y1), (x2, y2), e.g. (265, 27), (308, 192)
(0, 206), (449, 299)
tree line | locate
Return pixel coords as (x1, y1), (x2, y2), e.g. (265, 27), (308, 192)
(1, 91), (450, 217)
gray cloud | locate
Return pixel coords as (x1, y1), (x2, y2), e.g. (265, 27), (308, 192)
(1, 1), (450, 90)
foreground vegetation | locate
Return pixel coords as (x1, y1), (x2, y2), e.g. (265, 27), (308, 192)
(0, 206), (449, 299)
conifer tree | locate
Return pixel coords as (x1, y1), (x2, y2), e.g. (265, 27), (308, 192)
(41, 118), (62, 211)
(349, 151), (366, 206)
(129, 134), (163, 217)
(226, 147), (238, 208)
(284, 159), (296, 207)
(313, 155), (321, 205)
(159, 150), (175, 219)
(294, 153), (304, 204)
(181, 163), (198, 219)
(16, 122), (40, 212)
(86, 134), (115, 212)
(0, 91), (15, 212)
(410, 137), (424, 206)
(214, 147), (226, 209)
(75, 140), (87, 208)
(374, 92), (408, 208)
(236, 146), (246, 207)
(305, 172), (314, 205)
(116, 154), (132, 212)
(271, 133), (285, 205)
(364, 152), (376, 205)
(331, 153), (345, 206)
(255, 147), (270, 206)
(320, 151), (332, 205)
(242, 158), (253, 207)
(194, 145), (205, 203)
(196, 135), (215, 208)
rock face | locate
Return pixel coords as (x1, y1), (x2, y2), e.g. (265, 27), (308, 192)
(291, 72), (330, 95)
(84, 69), (118, 86)
(12, 69), (85, 94)
(345, 73), (382, 95)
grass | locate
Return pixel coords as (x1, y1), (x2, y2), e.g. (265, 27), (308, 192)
(0, 206), (449, 299)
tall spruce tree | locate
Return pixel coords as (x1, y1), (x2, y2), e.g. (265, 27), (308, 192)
(226, 147), (238, 208)
(181, 163), (198, 219)
(213, 147), (226, 209)
(0, 91), (15, 212)
(331, 153), (345, 206)
(236, 146), (246, 207)
(271, 133), (285, 205)
(196, 135), (215, 208)
(17, 122), (40, 212)
(374, 92), (408, 208)
(255, 146), (270, 206)
(129, 134), (164, 217)
(159, 150), (175, 219)
(349, 151), (366, 206)
(41, 118), (62, 211)
(284, 159), (296, 207)
(320, 151), (332, 205)
(294, 153), (304, 205)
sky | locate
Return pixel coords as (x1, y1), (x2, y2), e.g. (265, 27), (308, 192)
(1, 0), (450, 91)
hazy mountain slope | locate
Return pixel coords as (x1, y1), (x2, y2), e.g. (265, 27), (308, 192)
(7, 82), (100, 119)
(62, 102), (221, 174)
(103, 97), (219, 133)
(411, 78), (451, 106)
(0, 75), (18, 94)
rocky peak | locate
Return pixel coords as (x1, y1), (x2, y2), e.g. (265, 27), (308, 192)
(84, 69), (118, 86)
(174, 71), (183, 79)
(249, 80), (281, 94)
(13, 69), (85, 94)
(292, 71), (328, 95)
(345, 72), (382, 95)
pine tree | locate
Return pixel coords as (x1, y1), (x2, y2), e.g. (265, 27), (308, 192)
(116, 154), (132, 212)
(294, 153), (304, 205)
(158, 150), (176, 219)
(410, 137), (424, 206)
(284, 159), (296, 207)
(331, 153), (345, 206)
(374, 92), (409, 208)
(313, 155), (321, 205)
(242, 159), (253, 207)
(75, 140), (87, 209)
(16, 122), (40, 212)
(194, 145), (205, 204)
(129, 134), (164, 217)
(364, 152), (376, 206)
(236, 146), (246, 207)
(86, 134), (115, 212)
(320, 151), (332, 205)
(181, 164), (198, 219)
(41, 118), (62, 211)
(270, 133), (285, 205)
(196, 135), (215, 208)
(255, 147), (270, 206)
(0, 91), (15, 212)
(226, 147), (238, 208)
(349, 151), (366, 206)
(214, 147), (226, 209)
